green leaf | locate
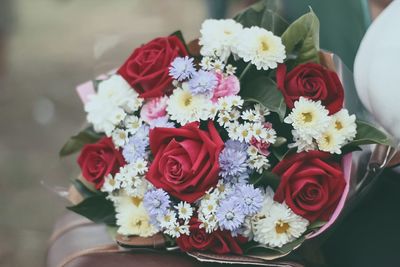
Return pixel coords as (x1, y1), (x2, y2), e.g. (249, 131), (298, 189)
(272, 137), (287, 147)
(249, 170), (280, 189)
(242, 76), (286, 121)
(67, 195), (116, 225)
(246, 236), (306, 257)
(71, 179), (100, 199)
(170, 30), (190, 55)
(233, 0), (288, 35)
(59, 127), (103, 157)
(281, 9), (320, 65)
(345, 120), (391, 147)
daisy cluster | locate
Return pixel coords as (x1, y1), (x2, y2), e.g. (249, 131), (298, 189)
(285, 97), (357, 154)
(142, 181), (309, 248)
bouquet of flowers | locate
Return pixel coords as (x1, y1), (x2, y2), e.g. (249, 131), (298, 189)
(60, 1), (391, 264)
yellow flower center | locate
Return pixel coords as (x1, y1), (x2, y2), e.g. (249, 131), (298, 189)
(183, 94), (192, 107)
(131, 197), (142, 207)
(259, 37), (270, 52)
(302, 112), (313, 123)
(335, 120), (343, 130)
(275, 220), (290, 234)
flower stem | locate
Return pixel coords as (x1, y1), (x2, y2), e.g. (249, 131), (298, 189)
(239, 63), (252, 81)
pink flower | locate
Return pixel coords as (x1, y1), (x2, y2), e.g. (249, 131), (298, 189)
(250, 137), (271, 157)
(140, 96), (168, 124)
(211, 72), (240, 102)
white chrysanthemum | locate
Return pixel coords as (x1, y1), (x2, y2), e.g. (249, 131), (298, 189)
(231, 26), (286, 70)
(253, 202), (309, 248)
(316, 126), (345, 154)
(289, 129), (317, 152)
(330, 109), (357, 141)
(284, 97), (330, 139)
(114, 194), (158, 237)
(167, 84), (212, 125)
(199, 19), (243, 60)
(85, 75), (141, 135)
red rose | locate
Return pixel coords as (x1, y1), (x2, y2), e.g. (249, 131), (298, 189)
(118, 36), (188, 99)
(276, 63), (344, 114)
(176, 217), (246, 254)
(146, 121), (223, 203)
(77, 137), (125, 189)
(273, 151), (346, 222)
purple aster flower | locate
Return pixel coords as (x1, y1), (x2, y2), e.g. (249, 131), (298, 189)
(143, 189), (170, 220)
(169, 56), (196, 81)
(216, 198), (245, 231)
(234, 184), (263, 216)
(188, 70), (218, 95)
(122, 125), (149, 163)
(219, 140), (249, 181)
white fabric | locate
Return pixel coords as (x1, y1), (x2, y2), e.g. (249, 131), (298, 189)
(354, 0), (400, 141)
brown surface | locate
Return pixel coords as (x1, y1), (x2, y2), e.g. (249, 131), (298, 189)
(47, 212), (303, 267)
(0, 1), (206, 266)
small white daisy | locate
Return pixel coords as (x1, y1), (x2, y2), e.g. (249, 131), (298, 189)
(175, 202), (193, 221)
(225, 64), (237, 75)
(124, 116), (142, 133)
(254, 103), (270, 118)
(217, 111), (232, 127)
(200, 56), (214, 71)
(242, 109), (260, 122)
(133, 159), (148, 175)
(111, 128), (130, 147)
(158, 210), (177, 229)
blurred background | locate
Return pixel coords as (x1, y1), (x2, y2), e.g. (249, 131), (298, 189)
(0, 0), (392, 266)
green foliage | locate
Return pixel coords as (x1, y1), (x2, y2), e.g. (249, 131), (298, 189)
(234, 0), (289, 35)
(345, 120), (391, 147)
(59, 127), (103, 157)
(281, 9), (320, 66)
(71, 179), (100, 199)
(249, 170), (280, 190)
(67, 194), (117, 226)
(242, 76), (286, 121)
(245, 236), (305, 258)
